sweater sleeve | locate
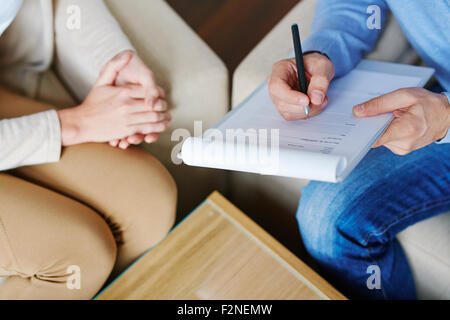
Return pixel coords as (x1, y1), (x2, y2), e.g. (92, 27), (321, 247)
(54, 0), (135, 101)
(0, 0), (23, 36)
(302, 0), (389, 77)
(0, 109), (61, 171)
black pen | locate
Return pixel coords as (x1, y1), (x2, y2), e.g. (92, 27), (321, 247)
(291, 24), (310, 117)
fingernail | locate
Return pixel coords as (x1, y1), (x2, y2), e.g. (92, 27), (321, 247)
(119, 141), (128, 149)
(353, 104), (364, 116)
(154, 101), (163, 111)
(299, 97), (309, 106)
(311, 90), (324, 105)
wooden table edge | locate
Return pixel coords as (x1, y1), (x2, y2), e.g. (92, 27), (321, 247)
(96, 191), (347, 300)
(207, 191), (347, 300)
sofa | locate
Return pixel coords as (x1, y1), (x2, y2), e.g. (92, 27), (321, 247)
(231, 0), (450, 300)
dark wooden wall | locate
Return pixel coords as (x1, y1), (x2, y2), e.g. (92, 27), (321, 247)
(166, 0), (299, 72)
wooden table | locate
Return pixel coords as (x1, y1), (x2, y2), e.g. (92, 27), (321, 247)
(97, 192), (345, 300)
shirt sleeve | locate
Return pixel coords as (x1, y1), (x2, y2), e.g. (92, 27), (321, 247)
(0, 110), (61, 171)
(436, 92), (450, 144)
(54, 0), (135, 100)
(302, 0), (389, 77)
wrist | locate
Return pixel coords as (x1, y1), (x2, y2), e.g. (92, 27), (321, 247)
(444, 94), (450, 126)
(304, 51), (331, 61)
(57, 107), (84, 146)
(111, 49), (135, 61)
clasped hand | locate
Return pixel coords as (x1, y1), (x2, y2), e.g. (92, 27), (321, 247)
(58, 51), (171, 149)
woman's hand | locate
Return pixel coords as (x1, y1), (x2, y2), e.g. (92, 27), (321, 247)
(353, 88), (450, 155)
(268, 52), (334, 121)
(57, 52), (171, 146)
(111, 50), (168, 149)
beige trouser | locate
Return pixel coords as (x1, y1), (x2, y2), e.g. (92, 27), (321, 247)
(0, 87), (177, 299)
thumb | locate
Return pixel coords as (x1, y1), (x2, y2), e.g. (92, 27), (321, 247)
(372, 118), (405, 148)
(353, 89), (416, 118)
(308, 74), (330, 105)
(95, 52), (132, 87)
(305, 57), (334, 105)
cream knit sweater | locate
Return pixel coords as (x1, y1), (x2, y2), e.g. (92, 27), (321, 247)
(0, 0), (134, 170)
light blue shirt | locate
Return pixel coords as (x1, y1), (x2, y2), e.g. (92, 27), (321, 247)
(302, 0), (450, 143)
(0, 0), (23, 36)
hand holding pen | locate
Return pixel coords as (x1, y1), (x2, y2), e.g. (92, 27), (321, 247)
(267, 24), (334, 121)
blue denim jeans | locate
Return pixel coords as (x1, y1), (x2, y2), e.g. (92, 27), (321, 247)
(297, 142), (450, 300)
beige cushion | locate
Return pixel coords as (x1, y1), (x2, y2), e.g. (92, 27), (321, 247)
(398, 212), (450, 300)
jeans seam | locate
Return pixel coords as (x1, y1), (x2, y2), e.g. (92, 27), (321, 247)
(363, 196), (450, 245)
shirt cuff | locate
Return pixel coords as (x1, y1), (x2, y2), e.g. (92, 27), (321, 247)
(92, 41), (135, 79)
(301, 32), (351, 77)
(436, 92), (450, 144)
(44, 110), (62, 163)
(0, 109), (62, 171)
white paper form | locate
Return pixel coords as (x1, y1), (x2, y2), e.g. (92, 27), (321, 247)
(220, 70), (422, 158)
(181, 61), (434, 182)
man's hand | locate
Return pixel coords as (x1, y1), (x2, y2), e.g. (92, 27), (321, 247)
(110, 50), (169, 149)
(353, 88), (450, 155)
(268, 52), (334, 121)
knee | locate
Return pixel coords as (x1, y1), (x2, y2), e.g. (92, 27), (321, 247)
(141, 153), (177, 237)
(121, 150), (177, 246)
(64, 207), (118, 299)
(297, 181), (363, 261)
(29, 204), (118, 299)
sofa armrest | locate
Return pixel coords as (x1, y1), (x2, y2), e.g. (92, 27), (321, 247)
(232, 0), (317, 108)
(104, 0), (230, 138)
(366, 14), (419, 64)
